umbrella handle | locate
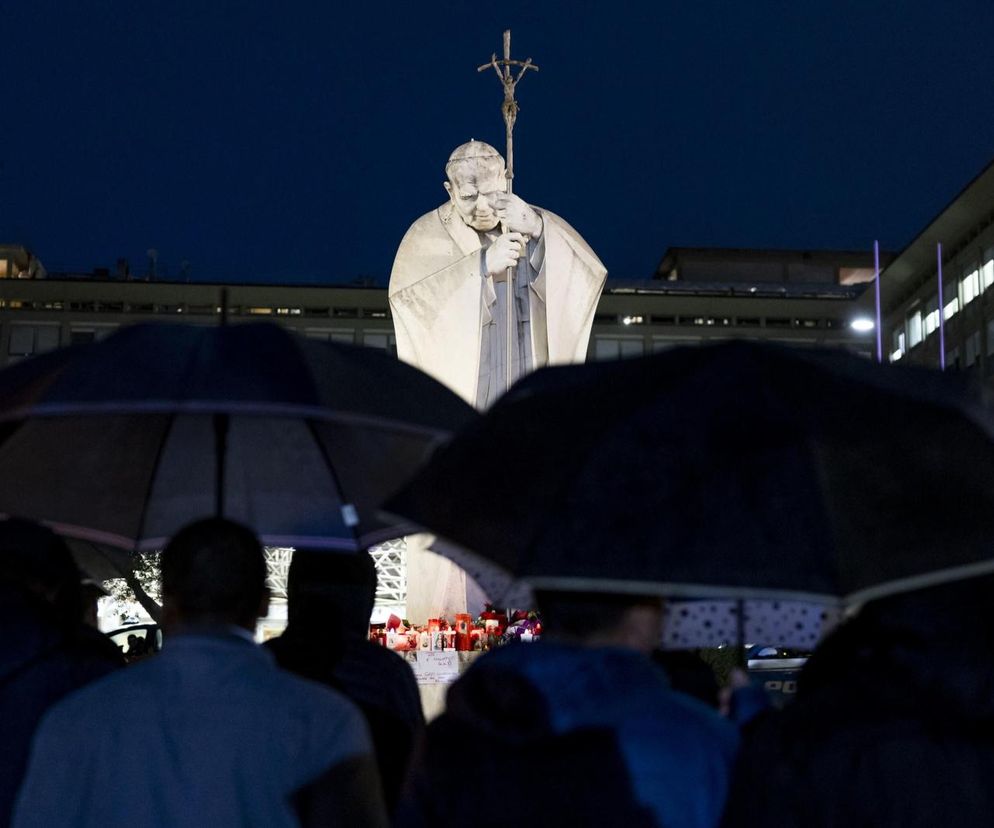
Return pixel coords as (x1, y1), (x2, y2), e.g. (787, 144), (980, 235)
(735, 598), (747, 668)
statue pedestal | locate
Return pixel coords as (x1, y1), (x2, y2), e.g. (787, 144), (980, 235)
(403, 533), (487, 624)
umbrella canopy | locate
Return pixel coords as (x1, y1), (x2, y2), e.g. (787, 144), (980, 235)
(386, 341), (994, 610)
(0, 322), (475, 551)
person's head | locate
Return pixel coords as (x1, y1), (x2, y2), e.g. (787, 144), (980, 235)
(160, 518), (268, 633)
(651, 649), (721, 709)
(534, 589), (664, 654)
(286, 550), (377, 640)
(0, 517), (83, 626)
(443, 140), (506, 232)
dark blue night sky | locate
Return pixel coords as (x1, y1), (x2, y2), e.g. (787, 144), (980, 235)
(4, 1), (994, 284)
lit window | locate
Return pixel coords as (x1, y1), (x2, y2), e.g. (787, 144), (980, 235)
(70, 326), (116, 345)
(983, 257), (994, 291)
(907, 312), (923, 348)
(0, 259), (8, 278)
(619, 339), (645, 357)
(8, 324), (60, 358)
(961, 268), (980, 306)
(363, 332), (392, 350)
(890, 329), (906, 363)
(943, 298), (959, 320)
(305, 329), (354, 344)
(924, 309), (940, 336)
(594, 337), (644, 361)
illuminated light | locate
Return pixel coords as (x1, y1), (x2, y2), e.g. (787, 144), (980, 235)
(622, 315), (643, 326)
(850, 318), (874, 333)
(890, 349), (903, 362)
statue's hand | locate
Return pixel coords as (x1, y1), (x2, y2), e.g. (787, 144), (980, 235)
(485, 232), (526, 276)
(495, 193), (543, 238)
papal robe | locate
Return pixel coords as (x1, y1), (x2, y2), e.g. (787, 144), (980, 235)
(388, 201), (607, 407)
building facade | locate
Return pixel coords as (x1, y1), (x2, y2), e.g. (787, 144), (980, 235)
(0, 246), (880, 369)
(863, 158), (994, 379)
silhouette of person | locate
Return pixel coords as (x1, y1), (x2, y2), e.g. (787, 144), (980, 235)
(267, 550), (424, 814)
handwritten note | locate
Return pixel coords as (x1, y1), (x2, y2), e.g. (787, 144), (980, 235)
(411, 650), (460, 685)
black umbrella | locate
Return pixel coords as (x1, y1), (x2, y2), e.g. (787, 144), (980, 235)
(386, 341), (994, 610)
(0, 321), (475, 551)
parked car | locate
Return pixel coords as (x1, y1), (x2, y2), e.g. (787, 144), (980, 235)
(746, 645), (809, 706)
(106, 623), (161, 662)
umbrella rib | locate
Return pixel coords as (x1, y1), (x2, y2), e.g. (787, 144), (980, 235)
(5, 402), (455, 438)
(131, 411), (178, 554)
(305, 419), (363, 551)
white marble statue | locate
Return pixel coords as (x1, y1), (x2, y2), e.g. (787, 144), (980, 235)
(389, 140), (607, 409)
(389, 141), (606, 623)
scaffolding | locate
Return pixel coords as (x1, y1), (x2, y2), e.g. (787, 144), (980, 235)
(262, 540), (407, 615)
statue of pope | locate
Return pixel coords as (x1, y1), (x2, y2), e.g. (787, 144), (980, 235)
(388, 141), (607, 623)
(389, 140), (607, 409)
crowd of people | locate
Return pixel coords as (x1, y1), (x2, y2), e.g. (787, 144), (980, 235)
(2, 515), (992, 827)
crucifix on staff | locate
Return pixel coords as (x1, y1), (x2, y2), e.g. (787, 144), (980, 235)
(478, 30), (540, 393)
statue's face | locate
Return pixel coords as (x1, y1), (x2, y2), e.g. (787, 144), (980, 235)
(444, 161), (505, 232)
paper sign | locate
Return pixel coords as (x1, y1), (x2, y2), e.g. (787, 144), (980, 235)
(411, 650), (459, 685)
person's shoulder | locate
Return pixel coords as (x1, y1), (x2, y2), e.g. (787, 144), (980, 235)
(593, 649), (736, 745)
(269, 659), (367, 718)
(534, 207), (579, 237)
(352, 640), (415, 671)
(268, 665), (374, 767)
(36, 658), (148, 731)
(398, 205), (447, 241)
(634, 685), (739, 761)
(534, 208), (605, 269)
